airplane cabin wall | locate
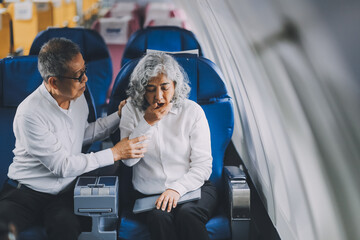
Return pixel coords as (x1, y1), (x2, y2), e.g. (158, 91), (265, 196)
(174, 0), (360, 240)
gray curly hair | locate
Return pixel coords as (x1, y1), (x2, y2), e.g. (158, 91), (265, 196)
(127, 52), (191, 111)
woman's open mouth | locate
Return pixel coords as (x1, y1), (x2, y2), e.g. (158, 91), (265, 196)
(155, 103), (165, 109)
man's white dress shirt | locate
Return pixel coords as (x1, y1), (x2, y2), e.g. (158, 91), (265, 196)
(120, 99), (212, 197)
(8, 83), (119, 194)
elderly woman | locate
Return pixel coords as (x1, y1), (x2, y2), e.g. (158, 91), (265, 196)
(120, 52), (218, 240)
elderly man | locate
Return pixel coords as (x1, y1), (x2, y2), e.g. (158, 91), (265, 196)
(0, 38), (147, 239)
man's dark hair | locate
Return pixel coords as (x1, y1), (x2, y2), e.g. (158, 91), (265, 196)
(38, 38), (81, 83)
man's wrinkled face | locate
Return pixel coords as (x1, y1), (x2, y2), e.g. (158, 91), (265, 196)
(56, 53), (88, 100)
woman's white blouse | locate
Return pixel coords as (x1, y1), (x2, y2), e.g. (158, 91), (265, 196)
(120, 99), (212, 196)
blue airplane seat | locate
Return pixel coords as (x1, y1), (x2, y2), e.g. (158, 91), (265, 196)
(29, 27), (112, 118)
(0, 56), (46, 240)
(121, 26), (203, 66)
(0, 56), (42, 188)
(0, 56), (97, 240)
(108, 54), (250, 240)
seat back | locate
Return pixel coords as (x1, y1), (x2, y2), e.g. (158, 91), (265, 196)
(143, 3), (189, 29)
(143, 2), (174, 27)
(102, 2), (140, 39)
(0, 56), (41, 187)
(108, 54), (233, 208)
(0, 56), (96, 187)
(92, 15), (140, 99)
(121, 26), (203, 66)
(0, 9), (12, 58)
(29, 27), (112, 117)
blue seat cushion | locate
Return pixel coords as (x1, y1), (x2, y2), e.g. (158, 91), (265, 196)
(201, 100), (233, 191)
(206, 213), (231, 240)
(0, 56), (41, 187)
(118, 210), (230, 240)
(0, 56), (41, 107)
(118, 211), (150, 240)
(86, 58), (112, 116)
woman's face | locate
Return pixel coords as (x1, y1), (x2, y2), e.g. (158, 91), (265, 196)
(145, 73), (175, 109)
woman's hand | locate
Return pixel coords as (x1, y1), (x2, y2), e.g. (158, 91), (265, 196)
(144, 103), (172, 126)
(155, 189), (180, 212)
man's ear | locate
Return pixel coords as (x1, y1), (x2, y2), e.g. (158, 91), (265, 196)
(47, 76), (58, 90)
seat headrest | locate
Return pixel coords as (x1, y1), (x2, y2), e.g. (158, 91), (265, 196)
(29, 27), (110, 61)
(121, 26), (203, 66)
(0, 56), (42, 107)
(147, 18), (185, 28)
(99, 17), (131, 45)
(146, 48), (199, 56)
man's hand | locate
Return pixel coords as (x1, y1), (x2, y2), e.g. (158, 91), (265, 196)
(111, 136), (147, 161)
(117, 99), (127, 118)
(144, 103), (172, 126)
(155, 189), (180, 212)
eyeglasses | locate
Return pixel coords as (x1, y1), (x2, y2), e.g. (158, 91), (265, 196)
(51, 66), (87, 83)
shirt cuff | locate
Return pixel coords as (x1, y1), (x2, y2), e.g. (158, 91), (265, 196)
(93, 148), (114, 167)
(167, 182), (187, 197)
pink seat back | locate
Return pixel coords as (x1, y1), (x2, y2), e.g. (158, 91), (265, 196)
(92, 15), (139, 99)
(143, 3), (189, 30)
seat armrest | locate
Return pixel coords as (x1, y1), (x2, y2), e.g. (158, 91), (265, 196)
(224, 166), (246, 181)
(224, 165), (250, 240)
(224, 166), (250, 219)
